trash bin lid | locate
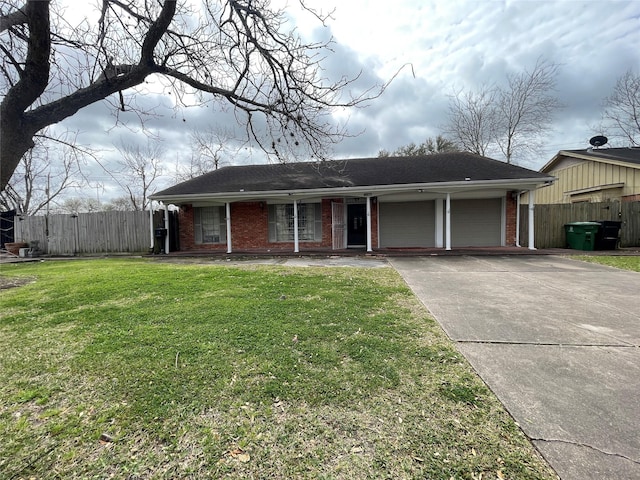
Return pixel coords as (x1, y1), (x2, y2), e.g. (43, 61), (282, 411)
(565, 221), (601, 226)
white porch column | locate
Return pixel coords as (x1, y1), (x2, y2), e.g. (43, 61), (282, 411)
(528, 190), (536, 250)
(445, 193), (452, 251)
(149, 206), (154, 251)
(435, 199), (444, 248)
(225, 202), (232, 254)
(163, 205), (170, 254)
(366, 196), (372, 252)
(293, 199), (299, 253)
(515, 192), (521, 247)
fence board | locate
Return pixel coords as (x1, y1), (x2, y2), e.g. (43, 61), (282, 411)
(15, 211), (152, 255)
(48, 214), (78, 255)
(14, 216), (48, 252)
(519, 201), (640, 248)
(622, 201), (640, 247)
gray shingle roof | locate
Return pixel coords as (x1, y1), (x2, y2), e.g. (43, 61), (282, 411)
(155, 152), (551, 197)
(559, 147), (640, 167)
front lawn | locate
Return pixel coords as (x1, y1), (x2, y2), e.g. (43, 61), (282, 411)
(0, 259), (556, 479)
(572, 255), (640, 272)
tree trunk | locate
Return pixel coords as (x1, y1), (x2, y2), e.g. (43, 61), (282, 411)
(0, 0), (51, 190)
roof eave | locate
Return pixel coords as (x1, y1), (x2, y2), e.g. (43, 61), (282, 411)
(150, 177), (555, 204)
(540, 152), (564, 172)
(542, 150), (640, 172)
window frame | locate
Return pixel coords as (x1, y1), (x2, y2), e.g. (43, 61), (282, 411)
(268, 203), (322, 243)
(194, 206), (226, 244)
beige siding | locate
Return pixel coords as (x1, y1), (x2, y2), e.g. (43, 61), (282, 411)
(535, 160), (640, 204)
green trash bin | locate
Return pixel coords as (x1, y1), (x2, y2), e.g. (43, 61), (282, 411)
(564, 222), (600, 250)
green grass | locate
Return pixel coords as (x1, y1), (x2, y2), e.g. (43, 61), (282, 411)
(0, 259), (556, 479)
(572, 255), (640, 271)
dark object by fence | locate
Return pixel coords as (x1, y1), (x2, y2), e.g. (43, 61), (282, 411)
(1, 210), (16, 247)
(591, 220), (622, 250)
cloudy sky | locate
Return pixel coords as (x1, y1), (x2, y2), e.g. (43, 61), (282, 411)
(54, 0), (640, 202)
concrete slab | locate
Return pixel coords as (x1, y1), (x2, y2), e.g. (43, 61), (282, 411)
(458, 344), (640, 474)
(155, 255), (388, 268)
(280, 256), (388, 268)
(390, 255), (640, 480)
(392, 256), (640, 346)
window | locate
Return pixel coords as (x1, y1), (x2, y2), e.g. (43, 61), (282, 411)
(194, 206), (226, 244)
(268, 203), (322, 242)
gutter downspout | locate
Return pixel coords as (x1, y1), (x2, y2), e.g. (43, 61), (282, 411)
(226, 202), (232, 254)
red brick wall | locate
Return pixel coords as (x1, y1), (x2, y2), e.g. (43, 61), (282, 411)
(231, 202), (268, 249)
(321, 198), (336, 247)
(505, 192), (517, 246)
(177, 205), (197, 251)
(178, 201), (334, 252)
(371, 198), (379, 249)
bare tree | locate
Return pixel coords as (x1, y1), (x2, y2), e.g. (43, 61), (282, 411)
(0, 0), (380, 190)
(58, 197), (103, 214)
(114, 140), (164, 211)
(496, 59), (560, 163)
(103, 196), (135, 211)
(445, 60), (561, 163)
(602, 70), (640, 146)
(378, 135), (460, 157)
(174, 126), (238, 182)
(0, 131), (84, 214)
(445, 87), (499, 157)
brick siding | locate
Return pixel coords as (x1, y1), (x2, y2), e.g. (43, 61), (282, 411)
(505, 192), (518, 246)
(177, 196), (506, 252)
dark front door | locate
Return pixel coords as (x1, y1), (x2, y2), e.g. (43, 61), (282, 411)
(347, 204), (366, 247)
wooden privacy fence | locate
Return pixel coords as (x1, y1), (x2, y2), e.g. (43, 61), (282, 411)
(519, 201), (640, 249)
(14, 211), (157, 255)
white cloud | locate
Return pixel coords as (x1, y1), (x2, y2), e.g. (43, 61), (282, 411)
(39, 0), (640, 201)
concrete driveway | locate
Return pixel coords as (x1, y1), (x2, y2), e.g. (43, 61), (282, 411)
(389, 255), (640, 480)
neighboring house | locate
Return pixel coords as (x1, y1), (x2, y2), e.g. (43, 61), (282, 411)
(536, 147), (640, 204)
(150, 153), (554, 254)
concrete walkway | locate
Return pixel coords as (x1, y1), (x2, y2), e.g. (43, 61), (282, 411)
(389, 255), (640, 480)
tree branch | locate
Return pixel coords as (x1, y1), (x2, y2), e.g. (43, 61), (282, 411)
(140, 0), (176, 64)
(0, 4), (28, 33)
(1, 0), (384, 191)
